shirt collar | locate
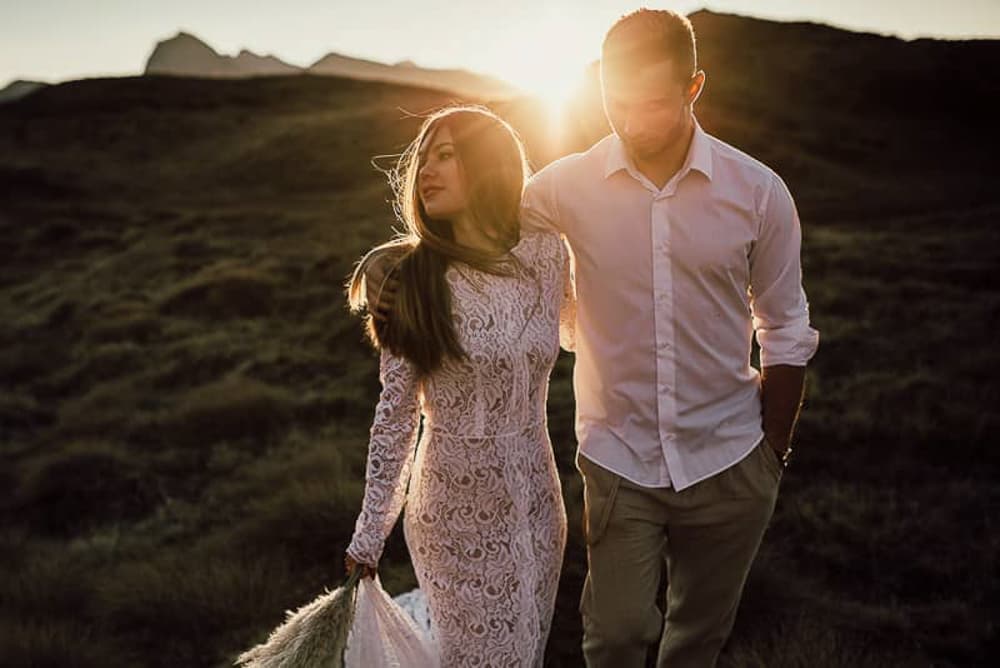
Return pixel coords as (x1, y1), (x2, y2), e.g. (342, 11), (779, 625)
(603, 116), (714, 183)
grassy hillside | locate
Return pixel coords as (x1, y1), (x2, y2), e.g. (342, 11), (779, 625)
(1, 13), (998, 667)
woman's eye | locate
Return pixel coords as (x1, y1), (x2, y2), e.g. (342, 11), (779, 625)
(438, 151), (453, 161)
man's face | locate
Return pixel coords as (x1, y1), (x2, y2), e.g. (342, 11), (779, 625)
(601, 59), (692, 162)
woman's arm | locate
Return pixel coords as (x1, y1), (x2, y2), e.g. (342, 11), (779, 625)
(345, 347), (422, 569)
(557, 234), (576, 352)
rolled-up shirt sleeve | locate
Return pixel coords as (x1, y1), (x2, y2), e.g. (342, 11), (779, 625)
(748, 172), (820, 368)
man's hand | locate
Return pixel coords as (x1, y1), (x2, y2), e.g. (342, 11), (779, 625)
(344, 552), (377, 579)
(364, 253), (399, 324)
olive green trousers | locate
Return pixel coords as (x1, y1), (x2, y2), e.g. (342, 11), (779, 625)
(578, 438), (783, 667)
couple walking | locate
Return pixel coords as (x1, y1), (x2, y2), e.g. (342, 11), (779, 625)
(343, 9), (819, 667)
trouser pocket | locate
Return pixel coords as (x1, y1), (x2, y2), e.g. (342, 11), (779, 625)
(759, 436), (784, 482)
(578, 454), (621, 546)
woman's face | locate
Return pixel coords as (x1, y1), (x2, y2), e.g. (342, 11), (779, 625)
(417, 124), (468, 221)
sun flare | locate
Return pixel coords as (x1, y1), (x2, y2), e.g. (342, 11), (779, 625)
(516, 61), (588, 119)
(485, 9), (596, 119)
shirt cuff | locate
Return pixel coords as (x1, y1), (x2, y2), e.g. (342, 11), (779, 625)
(758, 317), (820, 367)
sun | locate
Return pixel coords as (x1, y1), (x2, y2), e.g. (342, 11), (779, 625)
(516, 60), (588, 119)
(484, 9), (596, 119)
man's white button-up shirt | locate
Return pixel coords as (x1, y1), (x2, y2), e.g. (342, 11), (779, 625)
(522, 118), (820, 491)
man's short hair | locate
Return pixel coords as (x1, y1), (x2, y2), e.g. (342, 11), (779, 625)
(602, 9), (697, 84)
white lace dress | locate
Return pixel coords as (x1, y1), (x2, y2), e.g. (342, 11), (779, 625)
(346, 229), (575, 667)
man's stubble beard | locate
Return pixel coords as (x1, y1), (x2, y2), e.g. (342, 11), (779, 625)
(623, 106), (693, 165)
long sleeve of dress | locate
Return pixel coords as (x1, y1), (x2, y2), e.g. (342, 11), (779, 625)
(557, 234), (576, 352)
(346, 346), (422, 566)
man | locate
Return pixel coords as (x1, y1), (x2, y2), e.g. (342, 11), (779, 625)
(368, 9), (819, 666)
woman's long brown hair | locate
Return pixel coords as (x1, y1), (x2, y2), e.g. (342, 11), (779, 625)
(346, 105), (531, 377)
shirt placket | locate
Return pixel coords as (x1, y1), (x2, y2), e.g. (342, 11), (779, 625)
(650, 191), (678, 487)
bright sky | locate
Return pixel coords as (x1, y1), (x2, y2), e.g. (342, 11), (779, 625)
(2, 0), (998, 93)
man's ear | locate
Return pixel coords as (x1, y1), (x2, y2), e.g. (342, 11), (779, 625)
(687, 70), (707, 107)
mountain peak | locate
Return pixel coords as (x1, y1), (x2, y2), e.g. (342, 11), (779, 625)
(167, 31), (214, 48)
(0, 79), (47, 104)
(145, 31), (299, 77)
(141, 32), (516, 98)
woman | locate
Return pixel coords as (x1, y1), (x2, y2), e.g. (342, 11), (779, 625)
(344, 105), (574, 667)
